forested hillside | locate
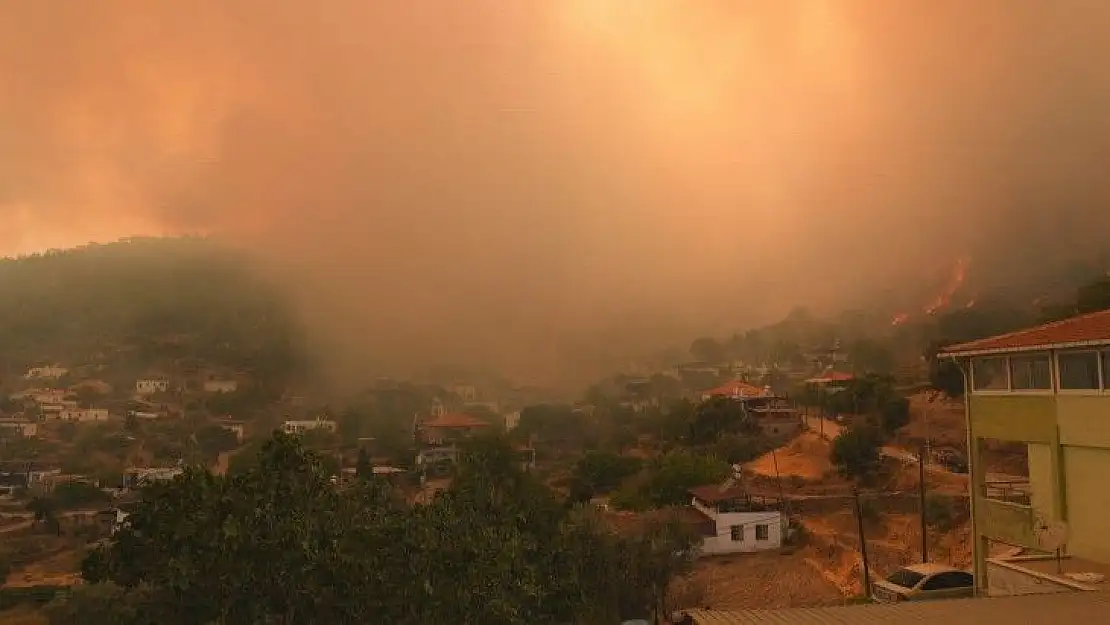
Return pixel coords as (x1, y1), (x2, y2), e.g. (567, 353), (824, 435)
(0, 237), (306, 388)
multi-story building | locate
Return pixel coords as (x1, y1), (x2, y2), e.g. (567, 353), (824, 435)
(940, 309), (1110, 595)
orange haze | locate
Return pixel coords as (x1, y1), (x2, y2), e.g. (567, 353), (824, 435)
(3, 2), (1110, 387)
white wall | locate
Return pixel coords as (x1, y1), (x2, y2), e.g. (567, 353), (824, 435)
(700, 511), (783, 556)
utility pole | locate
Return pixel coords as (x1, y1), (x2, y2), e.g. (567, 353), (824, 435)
(919, 440), (928, 562)
(853, 488), (872, 597)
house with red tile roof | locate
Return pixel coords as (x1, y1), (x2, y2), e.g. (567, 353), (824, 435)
(700, 380), (770, 401)
(938, 308), (1110, 596)
(419, 412), (490, 446)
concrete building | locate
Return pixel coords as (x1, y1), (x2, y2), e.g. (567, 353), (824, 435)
(0, 418), (38, 437)
(940, 309), (1110, 595)
(135, 378), (170, 395)
(57, 408), (110, 422)
(23, 365), (68, 380)
(687, 485), (783, 555)
(281, 418), (337, 435)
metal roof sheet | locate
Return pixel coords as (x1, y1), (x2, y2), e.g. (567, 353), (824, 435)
(685, 591), (1110, 625)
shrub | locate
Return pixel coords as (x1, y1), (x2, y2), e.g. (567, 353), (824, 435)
(923, 493), (959, 531)
(879, 397), (910, 433)
(830, 426), (882, 482)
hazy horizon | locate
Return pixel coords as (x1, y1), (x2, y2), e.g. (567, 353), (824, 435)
(4, 2), (1110, 388)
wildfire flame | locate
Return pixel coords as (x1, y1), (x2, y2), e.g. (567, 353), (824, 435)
(924, 256), (971, 315)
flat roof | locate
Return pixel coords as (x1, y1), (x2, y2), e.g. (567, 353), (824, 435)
(939, 309), (1110, 357)
(684, 591), (1110, 625)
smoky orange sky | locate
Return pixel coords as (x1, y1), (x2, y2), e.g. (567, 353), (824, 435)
(3, 1), (1110, 387)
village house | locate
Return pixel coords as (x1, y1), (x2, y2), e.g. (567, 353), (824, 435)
(56, 408), (110, 423)
(40, 399), (80, 419)
(23, 365), (68, 380)
(0, 418), (38, 437)
(12, 388), (69, 404)
(504, 410), (521, 431)
(280, 418), (337, 435)
(219, 420), (246, 442)
(452, 384), (478, 402)
(687, 485), (784, 556)
(135, 378), (171, 395)
(419, 412), (490, 446)
(700, 380), (771, 402)
(125, 467), (184, 489)
(804, 370), (854, 391)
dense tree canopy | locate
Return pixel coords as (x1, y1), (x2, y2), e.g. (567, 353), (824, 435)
(73, 432), (699, 625)
(0, 237), (307, 387)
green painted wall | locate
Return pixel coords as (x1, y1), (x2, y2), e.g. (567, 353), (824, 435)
(970, 395), (1056, 443)
(1027, 443), (1056, 519)
(1057, 395), (1110, 449)
(1061, 446), (1110, 563)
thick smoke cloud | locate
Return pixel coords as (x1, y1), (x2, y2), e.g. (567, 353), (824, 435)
(3, 2), (1110, 387)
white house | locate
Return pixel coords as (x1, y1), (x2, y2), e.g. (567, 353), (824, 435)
(281, 418), (337, 435)
(203, 379), (238, 394)
(135, 378), (170, 395)
(13, 388), (68, 404)
(23, 365), (68, 380)
(688, 485), (783, 555)
(126, 467), (184, 488)
(504, 410), (521, 432)
(219, 421), (246, 441)
(57, 408), (110, 423)
(0, 419), (39, 437)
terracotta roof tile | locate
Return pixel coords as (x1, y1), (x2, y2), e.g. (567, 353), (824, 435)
(703, 380), (769, 398)
(805, 371), (854, 383)
(940, 309), (1110, 356)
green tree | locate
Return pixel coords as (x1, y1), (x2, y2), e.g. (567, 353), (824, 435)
(355, 447), (374, 480)
(616, 451), (730, 510)
(80, 431), (701, 624)
(688, 396), (759, 445)
(568, 451), (643, 502)
(831, 426), (882, 482)
(878, 396), (911, 433)
(26, 496), (59, 534)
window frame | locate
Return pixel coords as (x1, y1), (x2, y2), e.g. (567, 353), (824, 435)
(755, 524), (770, 541)
(971, 356), (1010, 394)
(730, 525), (743, 542)
(1055, 350), (1103, 394)
(1008, 352), (1054, 394)
(1102, 349), (1110, 394)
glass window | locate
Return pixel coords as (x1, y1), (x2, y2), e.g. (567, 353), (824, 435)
(755, 524), (769, 541)
(730, 525), (743, 542)
(886, 568), (925, 589)
(972, 357), (1008, 391)
(1103, 351), (1110, 390)
(1010, 354), (1052, 390)
(1058, 351), (1100, 390)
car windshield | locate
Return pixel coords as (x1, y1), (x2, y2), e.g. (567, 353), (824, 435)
(886, 568), (926, 589)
